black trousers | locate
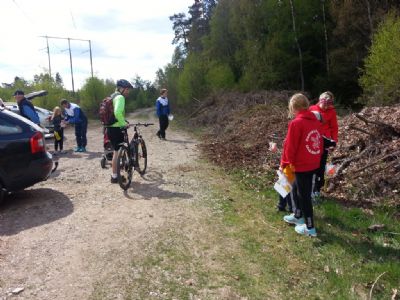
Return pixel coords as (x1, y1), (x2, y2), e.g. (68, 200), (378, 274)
(54, 128), (64, 151)
(157, 115), (169, 139)
(278, 191), (295, 212)
(315, 149), (329, 193)
(293, 170), (316, 229)
(75, 120), (88, 148)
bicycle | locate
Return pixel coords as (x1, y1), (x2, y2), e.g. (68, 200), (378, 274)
(116, 122), (154, 190)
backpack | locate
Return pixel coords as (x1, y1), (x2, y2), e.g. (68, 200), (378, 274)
(99, 93), (119, 126)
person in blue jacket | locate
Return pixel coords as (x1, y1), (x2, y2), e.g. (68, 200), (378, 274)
(60, 99), (88, 152)
(155, 88), (170, 140)
(14, 90), (40, 125)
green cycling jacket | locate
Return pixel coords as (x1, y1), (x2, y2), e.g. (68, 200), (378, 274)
(110, 93), (127, 128)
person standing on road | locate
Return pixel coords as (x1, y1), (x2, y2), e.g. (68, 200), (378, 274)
(309, 91), (338, 197)
(50, 106), (65, 154)
(281, 93), (323, 237)
(14, 90), (40, 125)
(60, 99), (88, 152)
(155, 88), (170, 140)
(107, 79), (133, 184)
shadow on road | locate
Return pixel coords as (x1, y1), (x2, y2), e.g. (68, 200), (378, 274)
(124, 170), (193, 200)
(161, 139), (196, 145)
(0, 188), (73, 236)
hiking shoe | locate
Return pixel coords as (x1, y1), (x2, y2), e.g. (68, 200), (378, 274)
(283, 213), (305, 225)
(80, 147), (87, 152)
(74, 147), (81, 152)
(295, 224), (317, 237)
(110, 176), (118, 184)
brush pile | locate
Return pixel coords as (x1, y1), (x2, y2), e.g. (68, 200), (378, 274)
(192, 91), (399, 207)
(328, 105), (400, 207)
(191, 91), (292, 172)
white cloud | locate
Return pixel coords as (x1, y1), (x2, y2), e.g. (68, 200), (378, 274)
(0, 0), (192, 90)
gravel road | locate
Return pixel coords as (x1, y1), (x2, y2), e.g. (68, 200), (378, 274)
(0, 109), (210, 299)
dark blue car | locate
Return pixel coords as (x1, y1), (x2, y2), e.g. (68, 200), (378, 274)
(0, 106), (53, 203)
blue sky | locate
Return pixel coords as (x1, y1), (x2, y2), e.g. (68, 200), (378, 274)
(0, 0), (194, 90)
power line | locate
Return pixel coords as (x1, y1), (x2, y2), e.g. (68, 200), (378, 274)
(12, 0), (35, 25)
(70, 10), (77, 29)
(40, 35), (94, 94)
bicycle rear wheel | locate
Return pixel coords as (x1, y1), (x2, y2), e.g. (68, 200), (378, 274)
(116, 145), (133, 190)
(135, 139), (147, 175)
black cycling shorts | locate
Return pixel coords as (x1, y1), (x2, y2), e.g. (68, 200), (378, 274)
(107, 127), (124, 151)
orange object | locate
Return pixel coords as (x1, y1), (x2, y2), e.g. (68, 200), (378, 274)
(283, 165), (295, 183)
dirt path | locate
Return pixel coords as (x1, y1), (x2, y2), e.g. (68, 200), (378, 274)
(0, 109), (218, 299)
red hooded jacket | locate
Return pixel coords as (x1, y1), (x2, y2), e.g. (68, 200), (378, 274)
(309, 104), (338, 142)
(280, 110), (323, 172)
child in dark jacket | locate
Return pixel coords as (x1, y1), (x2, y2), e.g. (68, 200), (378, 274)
(281, 93), (323, 237)
(155, 88), (170, 140)
(51, 106), (64, 154)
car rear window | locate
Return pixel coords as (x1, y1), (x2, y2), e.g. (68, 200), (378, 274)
(0, 116), (23, 135)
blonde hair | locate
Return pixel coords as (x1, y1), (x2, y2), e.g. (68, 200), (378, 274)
(319, 91), (334, 102)
(52, 106), (62, 119)
(288, 93), (310, 117)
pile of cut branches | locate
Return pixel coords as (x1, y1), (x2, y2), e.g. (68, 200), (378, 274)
(328, 105), (400, 207)
(194, 91), (293, 173)
(193, 91), (399, 207)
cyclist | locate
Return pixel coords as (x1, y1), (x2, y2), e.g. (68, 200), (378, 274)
(107, 79), (133, 183)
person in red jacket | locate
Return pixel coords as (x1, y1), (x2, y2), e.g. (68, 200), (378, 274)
(281, 93), (323, 237)
(309, 91), (338, 196)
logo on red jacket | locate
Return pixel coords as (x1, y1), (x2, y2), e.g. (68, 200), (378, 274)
(305, 129), (321, 155)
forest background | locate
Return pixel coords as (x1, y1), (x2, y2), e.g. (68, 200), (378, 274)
(1, 0), (400, 114)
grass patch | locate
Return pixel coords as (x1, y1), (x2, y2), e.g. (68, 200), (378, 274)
(209, 168), (400, 299)
(89, 153), (399, 299)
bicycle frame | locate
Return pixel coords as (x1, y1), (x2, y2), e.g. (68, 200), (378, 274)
(116, 122), (153, 190)
(121, 122), (153, 167)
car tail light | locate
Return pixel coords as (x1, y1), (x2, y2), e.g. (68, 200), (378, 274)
(30, 132), (45, 153)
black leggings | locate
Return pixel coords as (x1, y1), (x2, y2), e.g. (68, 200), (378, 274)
(293, 170), (316, 229)
(157, 115), (169, 139)
(54, 129), (64, 151)
(315, 149), (329, 193)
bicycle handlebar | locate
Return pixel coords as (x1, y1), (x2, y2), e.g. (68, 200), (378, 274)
(125, 121), (154, 127)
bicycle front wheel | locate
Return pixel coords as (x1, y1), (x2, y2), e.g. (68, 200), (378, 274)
(135, 139), (147, 175)
(116, 145), (133, 190)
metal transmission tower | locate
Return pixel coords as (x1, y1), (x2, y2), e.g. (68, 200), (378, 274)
(40, 35), (94, 94)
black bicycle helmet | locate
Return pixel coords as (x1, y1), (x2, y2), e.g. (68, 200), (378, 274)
(116, 79), (133, 89)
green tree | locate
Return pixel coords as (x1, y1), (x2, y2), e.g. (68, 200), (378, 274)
(206, 61), (235, 91)
(359, 12), (400, 105)
(55, 72), (64, 87)
(31, 73), (69, 109)
(79, 77), (110, 116)
(170, 13), (190, 53)
(177, 54), (208, 105)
